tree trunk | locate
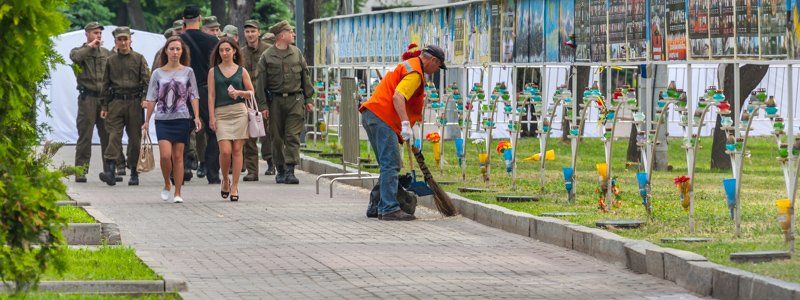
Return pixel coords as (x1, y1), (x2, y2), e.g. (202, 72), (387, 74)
(116, 4), (129, 27)
(710, 64), (770, 170)
(212, 0), (227, 26)
(126, 0), (147, 30)
(302, 0), (318, 66)
(561, 66), (590, 142)
(228, 0), (255, 46)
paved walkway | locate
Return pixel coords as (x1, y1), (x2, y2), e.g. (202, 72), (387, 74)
(56, 146), (699, 299)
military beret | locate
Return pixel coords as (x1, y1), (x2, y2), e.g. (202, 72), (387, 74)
(261, 32), (275, 43)
(84, 22), (104, 31)
(172, 20), (184, 30)
(268, 20), (294, 36)
(163, 28), (174, 39)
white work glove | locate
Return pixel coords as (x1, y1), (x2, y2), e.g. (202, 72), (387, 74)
(400, 121), (413, 142)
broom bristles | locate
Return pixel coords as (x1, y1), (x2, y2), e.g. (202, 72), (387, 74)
(411, 146), (458, 216)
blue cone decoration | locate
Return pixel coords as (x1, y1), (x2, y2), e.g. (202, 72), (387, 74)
(563, 167), (575, 192)
(723, 178), (736, 219)
(636, 172), (649, 205)
(455, 138), (465, 164)
(503, 148), (513, 173)
(414, 138), (422, 150)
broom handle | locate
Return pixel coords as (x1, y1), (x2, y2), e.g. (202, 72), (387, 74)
(405, 142), (415, 172)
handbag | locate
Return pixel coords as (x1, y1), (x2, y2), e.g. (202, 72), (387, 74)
(137, 128), (155, 173)
(246, 91), (266, 138)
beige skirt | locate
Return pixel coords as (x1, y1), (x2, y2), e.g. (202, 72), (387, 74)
(214, 102), (249, 141)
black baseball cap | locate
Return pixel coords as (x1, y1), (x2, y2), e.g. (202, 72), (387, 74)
(183, 5), (201, 19)
(422, 45), (447, 70)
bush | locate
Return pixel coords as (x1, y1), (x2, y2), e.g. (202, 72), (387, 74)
(0, 0), (71, 293)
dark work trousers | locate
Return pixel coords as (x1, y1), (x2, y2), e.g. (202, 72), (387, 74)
(197, 85), (220, 182)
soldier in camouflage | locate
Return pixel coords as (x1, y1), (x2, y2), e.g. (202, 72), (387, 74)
(255, 21), (314, 185)
(99, 27), (150, 186)
(242, 19), (274, 181)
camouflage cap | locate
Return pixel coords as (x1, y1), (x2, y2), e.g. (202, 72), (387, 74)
(84, 22), (104, 31)
(260, 32), (275, 43)
(203, 16), (220, 28)
(221, 24), (238, 37)
(172, 20), (184, 30)
(112, 26), (133, 38)
(244, 19), (260, 29)
(163, 28), (174, 39)
(268, 20), (294, 36)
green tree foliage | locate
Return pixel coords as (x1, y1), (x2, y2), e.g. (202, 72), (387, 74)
(0, 0), (70, 293)
(60, 0), (116, 31)
(254, 0), (292, 29)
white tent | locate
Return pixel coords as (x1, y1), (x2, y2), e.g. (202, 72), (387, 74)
(39, 26), (166, 144)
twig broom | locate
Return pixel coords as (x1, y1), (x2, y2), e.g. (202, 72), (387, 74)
(405, 143), (458, 216)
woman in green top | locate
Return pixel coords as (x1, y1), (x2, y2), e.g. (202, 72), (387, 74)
(208, 37), (257, 202)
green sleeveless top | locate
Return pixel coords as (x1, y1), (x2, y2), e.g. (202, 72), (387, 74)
(213, 65), (245, 107)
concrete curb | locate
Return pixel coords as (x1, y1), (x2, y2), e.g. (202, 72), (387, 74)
(1, 280), (174, 294)
(133, 249), (189, 293)
(300, 155), (800, 299)
(61, 206), (121, 245)
(57, 200), (90, 206)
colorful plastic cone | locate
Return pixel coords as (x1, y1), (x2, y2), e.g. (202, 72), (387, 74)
(723, 178), (737, 219)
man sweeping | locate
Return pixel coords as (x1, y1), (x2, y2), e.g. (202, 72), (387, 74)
(358, 44), (446, 221)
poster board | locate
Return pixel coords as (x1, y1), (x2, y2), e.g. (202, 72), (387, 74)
(530, 0), (546, 62)
(627, 0), (647, 60)
(608, 0), (626, 61)
(475, 2), (492, 63)
(515, 0), (531, 62)
(710, 0), (735, 58)
(453, 6), (467, 64)
(502, 0), (516, 62)
(688, 0), (710, 59)
(651, 0), (667, 61)
(491, 0), (503, 62)
(545, 0), (561, 62)
(761, 0), (787, 58)
(590, 0), (608, 62)
(666, 0), (688, 60)
(791, 0), (800, 59)
(313, 22), (321, 65)
(736, 0), (759, 57)
(560, 0), (576, 62)
(575, 0), (591, 61)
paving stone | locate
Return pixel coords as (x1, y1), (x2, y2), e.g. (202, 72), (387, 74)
(54, 146), (700, 299)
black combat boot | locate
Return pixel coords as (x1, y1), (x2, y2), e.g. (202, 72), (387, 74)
(264, 158), (276, 175)
(275, 165), (286, 184)
(99, 160), (117, 186)
(197, 162), (206, 178)
(284, 164), (299, 184)
(128, 169), (139, 186)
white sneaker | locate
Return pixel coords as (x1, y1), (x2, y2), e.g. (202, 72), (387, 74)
(160, 189), (171, 201)
(173, 196), (184, 203)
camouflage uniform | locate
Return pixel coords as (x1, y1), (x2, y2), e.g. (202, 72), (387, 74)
(99, 27), (150, 186)
(255, 21), (314, 184)
(241, 19), (273, 180)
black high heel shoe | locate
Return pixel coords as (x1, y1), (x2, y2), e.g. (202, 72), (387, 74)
(230, 187), (238, 202)
(221, 181), (230, 199)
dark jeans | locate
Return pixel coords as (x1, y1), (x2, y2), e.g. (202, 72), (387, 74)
(361, 109), (401, 215)
(198, 85), (220, 182)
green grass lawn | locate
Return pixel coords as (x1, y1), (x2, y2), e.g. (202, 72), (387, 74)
(42, 246), (159, 281)
(304, 135), (800, 283)
(0, 294), (180, 299)
(57, 206), (95, 224)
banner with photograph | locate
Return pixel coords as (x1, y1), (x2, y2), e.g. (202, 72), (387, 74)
(575, 0), (591, 61)
(627, 0), (647, 60)
(531, 0), (546, 62)
(688, 0), (710, 59)
(545, 0), (561, 62)
(502, 0), (516, 62)
(651, 0), (667, 61)
(791, 0), (800, 59)
(736, 0), (759, 57)
(761, 0), (788, 58)
(590, 0), (608, 62)
(453, 6), (467, 64)
(560, 0), (576, 62)
(710, 0), (734, 57)
(515, 0), (530, 62)
(608, 0), (626, 61)
(666, 0), (688, 60)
